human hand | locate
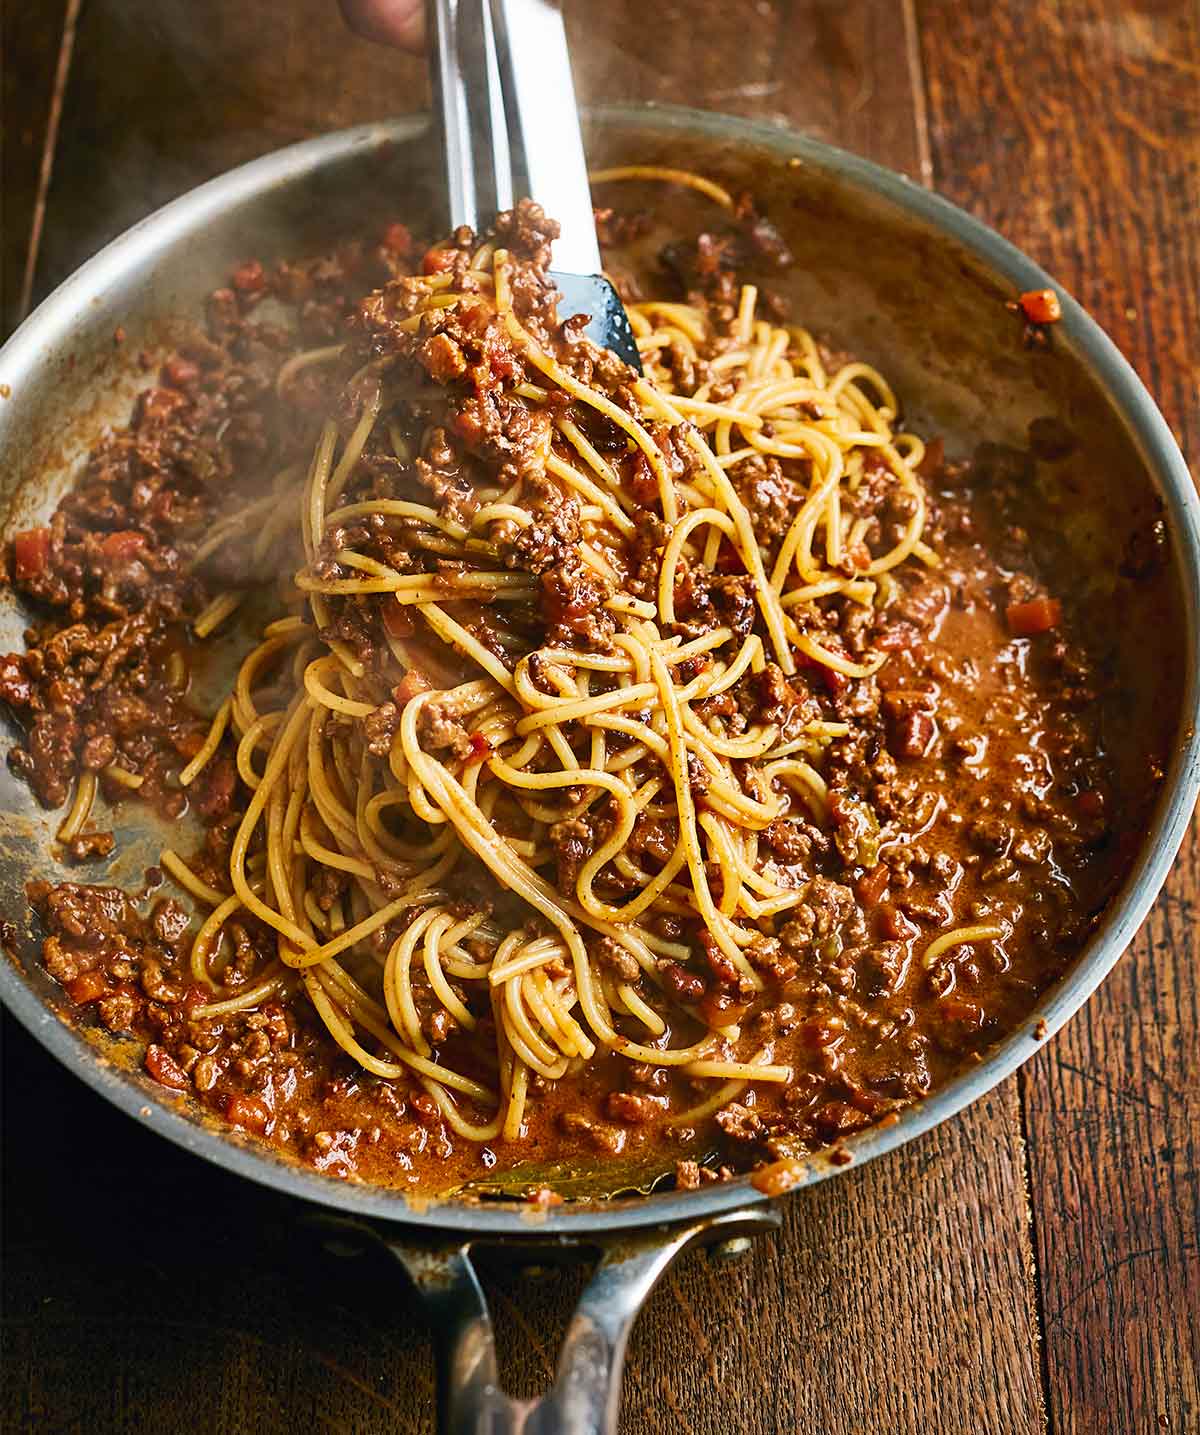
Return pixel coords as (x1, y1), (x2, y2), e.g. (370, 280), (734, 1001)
(339, 0), (425, 52)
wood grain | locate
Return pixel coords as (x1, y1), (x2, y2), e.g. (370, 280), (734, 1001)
(918, 2), (1200, 1431)
(0, 0), (76, 334)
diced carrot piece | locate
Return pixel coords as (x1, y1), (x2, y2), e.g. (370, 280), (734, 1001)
(1006, 596), (1062, 636)
(1019, 289), (1062, 325)
(856, 864), (891, 908)
(421, 247), (458, 275)
(145, 1044), (190, 1090)
(65, 970), (108, 1005)
(392, 668), (432, 704)
(382, 599), (416, 639)
(225, 1093), (270, 1134)
(12, 528), (50, 580)
(101, 530), (145, 563)
(940, 998), (985, 1028)
(231, 259), (266, 294)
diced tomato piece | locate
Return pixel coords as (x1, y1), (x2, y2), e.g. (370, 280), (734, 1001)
(940, 998), (985, 1028)
(856, 864), (890, 908)
(382, 600), (416, 639)
(65, 969), (108, 1005)
(231, 259), (266, 294)
(1019, 288), (1062, 325)
(1077, 790), (1105, 818)
(101, 530), (145, 563)
(878, 904), (918, 942)
(225, 1092), (270, 1134)
(421, 246), (458, 275)
(798, 1018), (843, 1050)
(751, 1158), (807, 1198)
(714, 538), (743, 574)
(451, 407), (485, 446)
(164, 355), (200, 387)
(1006, 596), (1062, 637)
(875, 621), (922, 653)
(464, 732), (493, 765)
(12, 528), (50, 581)
(699, 992), (750, 1028)
(392, 667), (432, 704)
(382, 222), (413, 257)
(144, 1044), (190, 1090)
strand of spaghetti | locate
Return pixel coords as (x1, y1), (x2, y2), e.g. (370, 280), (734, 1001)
(646, 644), (762, 986)
(190, 891), (246, 986)
(298, 808), (375, 880)
(193, 590), (243, 639)
(545, 452), (636, 536)
(180, 698), (231, 786)
(401, 693), (704, 1063)
(684, 1059), (792, 1082)
(423, 914), (477, 1029)
(276, 342), (344, 394)
(614, 981), (667, 1036)
(554, 416), (626, 502)
(418, 603), (517, 695)
(520, 972), (583, 1060)
(657, 507), (737, 627)
(57, 773), (96, 843)
(922, 924), (1007, 970)
(589, 165), (735, 209)
(383, 907), (442, 1056)
(303, 657), (378, 717)
(160, 849), (226, 909)
(103, 763), (143, 790)
(532, 968), (596, 1057)
(513, 681), (658, 734)
(194, 969), (285, 1018)
(680, 424), (794, 673)
(308, 971), (501, 1116)
(792, 632), (886, 679)
(504, 978), (572, 1074)
(229, 698), (317, 951)
(325, 497), (468, 539)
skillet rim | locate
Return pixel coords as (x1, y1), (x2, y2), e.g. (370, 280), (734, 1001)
(1, 104), (1197, 1236)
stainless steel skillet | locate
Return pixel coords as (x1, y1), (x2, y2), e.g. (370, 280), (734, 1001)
(1, 107), (1197, 1435)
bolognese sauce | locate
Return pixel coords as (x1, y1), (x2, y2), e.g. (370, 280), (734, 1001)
(0, 181), (1160, 1197)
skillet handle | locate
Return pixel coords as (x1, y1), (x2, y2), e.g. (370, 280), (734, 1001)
(385, 1206), (780, 1435)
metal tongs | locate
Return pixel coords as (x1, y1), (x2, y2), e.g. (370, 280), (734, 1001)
(428, 0), (642, 370)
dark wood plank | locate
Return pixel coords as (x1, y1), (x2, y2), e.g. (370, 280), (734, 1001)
(918, 3), (1200, 1431)
(0, 0), (77, 334)
(3, 3), (1046, 1432)
(4, 1018), (1044, 1433)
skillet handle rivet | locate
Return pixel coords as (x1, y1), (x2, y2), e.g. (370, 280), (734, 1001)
(709, 1235), (754, 1263)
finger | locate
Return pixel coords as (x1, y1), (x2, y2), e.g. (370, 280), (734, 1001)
(339, 0), (425, 51)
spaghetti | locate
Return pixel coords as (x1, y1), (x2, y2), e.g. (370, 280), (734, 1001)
(162, 190), (957, 1149)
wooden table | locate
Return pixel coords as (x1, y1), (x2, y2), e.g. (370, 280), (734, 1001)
(2, 3), (1197, 1430)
